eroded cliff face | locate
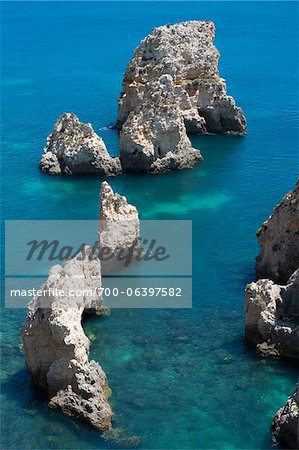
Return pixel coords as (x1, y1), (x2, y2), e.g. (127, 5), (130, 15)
(119, 75), (202, 173)
(39, 113), (121, 176)
(256, 181), (299, 284)
(245, 269), (299, 359)
(21, 248), (113, 431)
(117, 21), (246, 135)
(246, 181), (299, 358)
(272, 385), (299, 450)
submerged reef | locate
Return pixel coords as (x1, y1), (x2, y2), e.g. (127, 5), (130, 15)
(39, 113), (121, 175)
(244, 180), (299, 448)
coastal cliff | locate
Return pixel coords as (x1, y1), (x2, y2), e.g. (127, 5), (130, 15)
(272, 385), (299, 449)
(117, 21), (246, 135)
(21, 183), (140, 441)
(245, 180), (299, 448)
(40, 113), (121, 175)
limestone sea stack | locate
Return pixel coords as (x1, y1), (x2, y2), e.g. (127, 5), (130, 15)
(99, 181), (140, 273)
(244, 180), (299, 448)
(21, 183), (142, 441)
(39, 113), (121, 176)
(119, 75), (202, 173)
(116, 21), (246, 173)
(256, 181), (299, 284)
(21, 248), (113, 431)
(272, 385), (299, 449)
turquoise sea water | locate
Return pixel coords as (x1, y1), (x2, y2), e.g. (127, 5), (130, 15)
(1, 1), (299, 449)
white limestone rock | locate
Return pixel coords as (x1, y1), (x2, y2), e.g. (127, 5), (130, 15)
(117, 21), (246, 135)
(256, 181), (299, 284)
(40, 113), (121, 176)
(119, 75), (202, 173)
(245, 269), (299, 360)
(21, 247), (113, 431)
(99, 181), (140, 273)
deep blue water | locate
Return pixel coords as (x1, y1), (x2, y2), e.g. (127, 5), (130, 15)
(1, 1), (299, 449)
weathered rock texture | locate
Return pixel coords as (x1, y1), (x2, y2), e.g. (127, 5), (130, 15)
(99, 181), (140, 273)
(245, 268), (299, 359)
(21, 183), (143, 439)
(256, 181), (299, 284)
(244, 181), (299, 448)
(21, 248), (113, 431)
(117, 21), (246, 138)
(119, 75), (202, 173)
(116, 21), (246, 172)
(40, 113), (121, 176)
(272, 384), (299, 449)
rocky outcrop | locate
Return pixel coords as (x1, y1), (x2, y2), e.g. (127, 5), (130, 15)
(272, 385), (299, 449)
(40, 113), (121, 176)
(21, 182), (142, 438)
(99, 181), (140, 273)
(116, 21), (246, 136)
(119, 75), (202, 173)
(21, 248), (113, 431)
(256, 181), (299, 284)
(245, 269), (299, 359)
(244, 181), (299, 447)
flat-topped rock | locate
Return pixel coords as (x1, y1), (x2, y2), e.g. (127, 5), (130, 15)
(117, 21), (246, 135)
(256, 181), (299, 284)
(40, 113), (121, 176)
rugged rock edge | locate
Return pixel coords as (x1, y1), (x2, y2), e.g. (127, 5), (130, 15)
(272, 385), (299, 449)
(116, 20), (246, 173)
(39, 113), (121, 176)
(244, 180), (299, 448)
(21, 183), (141, 446)
(256, 181), (299, 284)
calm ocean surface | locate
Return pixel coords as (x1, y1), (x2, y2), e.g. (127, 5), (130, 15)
(1, 1), (298, 449)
